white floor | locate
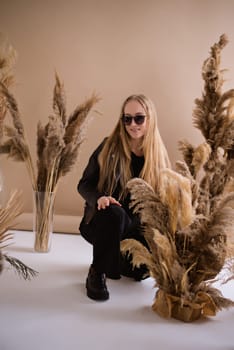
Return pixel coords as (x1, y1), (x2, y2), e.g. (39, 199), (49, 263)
(0, 231), (234, 350)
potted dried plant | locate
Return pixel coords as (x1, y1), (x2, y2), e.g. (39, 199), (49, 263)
(121, 34), (234, 322)
(0, 33), (100, 252)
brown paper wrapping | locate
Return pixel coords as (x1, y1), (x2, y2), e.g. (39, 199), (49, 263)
(152, 289), (217, 322)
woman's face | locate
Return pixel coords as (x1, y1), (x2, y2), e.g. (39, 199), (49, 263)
(123, 99), (148, 140)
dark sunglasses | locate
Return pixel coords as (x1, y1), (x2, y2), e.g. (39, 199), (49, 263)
(122, 114), (146, 126)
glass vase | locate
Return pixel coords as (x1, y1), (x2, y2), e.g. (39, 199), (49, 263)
(33, 191), (55, 253)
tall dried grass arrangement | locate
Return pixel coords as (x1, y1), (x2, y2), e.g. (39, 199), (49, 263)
(0, 190), (38, 279)
(0, 76), (100, 251)
(0, 35), (100, 251)
(121, 34), (234, 322)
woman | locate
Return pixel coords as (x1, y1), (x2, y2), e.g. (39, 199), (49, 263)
(77, 94), (170, 301)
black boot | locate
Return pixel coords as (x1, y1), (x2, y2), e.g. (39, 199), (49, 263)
(120, 252), (150, 281)
(86, 265), (109, 301)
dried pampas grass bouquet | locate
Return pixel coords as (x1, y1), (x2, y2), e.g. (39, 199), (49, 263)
(0, 190), (38, 279)
(121, 34), (234, 322)
(0, 73), (100, 193)
(0, 34), (100, 251)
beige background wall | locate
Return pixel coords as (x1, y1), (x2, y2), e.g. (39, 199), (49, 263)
(1, 0), (234, 232)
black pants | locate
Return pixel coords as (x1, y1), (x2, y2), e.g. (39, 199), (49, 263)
(79, 204), (147, 277)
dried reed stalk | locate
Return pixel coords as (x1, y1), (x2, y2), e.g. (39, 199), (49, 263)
(0, 190), (22, 243)
(121, 34), (234, 322)
(0, 190), (38, 279)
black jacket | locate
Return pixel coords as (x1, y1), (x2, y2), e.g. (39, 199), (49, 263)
(78, 138), (144, 224)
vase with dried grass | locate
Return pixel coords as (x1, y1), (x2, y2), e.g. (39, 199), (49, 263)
(0, 73), (100, 251)
(0, 34), (100, 252)
(33, 191), (55, 252)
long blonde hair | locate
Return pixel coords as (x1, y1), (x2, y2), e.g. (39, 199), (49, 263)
(98, 94), (171, 198)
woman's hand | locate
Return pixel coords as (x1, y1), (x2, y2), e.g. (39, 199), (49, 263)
(97, 196), (122, 210)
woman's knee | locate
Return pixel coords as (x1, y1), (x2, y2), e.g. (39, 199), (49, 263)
(95, 204), (130, 229)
